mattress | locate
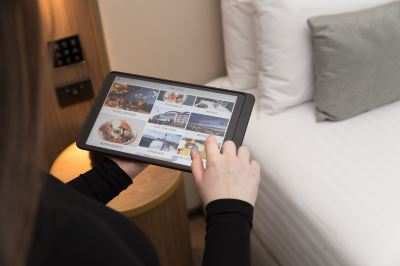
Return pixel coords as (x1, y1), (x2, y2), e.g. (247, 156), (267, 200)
(206, 77), (400, 266)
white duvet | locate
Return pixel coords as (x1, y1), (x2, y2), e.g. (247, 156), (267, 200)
(207, 77), (400, 266)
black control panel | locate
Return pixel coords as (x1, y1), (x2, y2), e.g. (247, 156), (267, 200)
(53, 35), (84, 68)
(56, 80), (94, 107)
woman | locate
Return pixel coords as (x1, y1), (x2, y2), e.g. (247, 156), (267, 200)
(0, 1), (260, 266)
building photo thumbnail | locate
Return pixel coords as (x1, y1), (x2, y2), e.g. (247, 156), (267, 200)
(148, 106), (191, 128)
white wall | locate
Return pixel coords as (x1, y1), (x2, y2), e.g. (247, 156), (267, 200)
(97, 0), (226, 84)
(97, 0), (226, 210)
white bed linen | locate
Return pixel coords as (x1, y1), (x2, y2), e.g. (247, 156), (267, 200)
(206, 77), (400, 266)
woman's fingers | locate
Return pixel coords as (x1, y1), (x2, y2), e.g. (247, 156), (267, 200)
(204, 135), (220, 159)
(194, 139), (261, 207)
(251, 160), (260, 172)
(191, 150), (205, 185)
(222, 140), (236, 157)
(237, 145), (250, 162)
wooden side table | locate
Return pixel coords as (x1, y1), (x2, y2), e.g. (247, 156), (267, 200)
(50, 143), (193, 266)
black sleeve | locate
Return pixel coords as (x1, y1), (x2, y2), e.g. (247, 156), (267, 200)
(67, 157), (133, 204)
(203, 199), (254, 266)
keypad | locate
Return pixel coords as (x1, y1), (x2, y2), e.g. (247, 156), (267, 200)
(53, 35), (84, 68)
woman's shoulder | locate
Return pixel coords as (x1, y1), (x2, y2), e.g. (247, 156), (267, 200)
(28, 174), (158, 266)
(37, 174), (133, 233)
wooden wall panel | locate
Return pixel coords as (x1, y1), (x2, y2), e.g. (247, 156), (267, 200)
(39, 0), (109, 169)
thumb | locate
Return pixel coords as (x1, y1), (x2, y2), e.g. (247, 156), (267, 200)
(191, 150), (204, 186)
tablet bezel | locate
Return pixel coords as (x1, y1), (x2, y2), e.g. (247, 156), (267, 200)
(77, 71), (253, 172)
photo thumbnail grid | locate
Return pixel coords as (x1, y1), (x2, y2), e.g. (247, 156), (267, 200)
(88, 80), (236, 164)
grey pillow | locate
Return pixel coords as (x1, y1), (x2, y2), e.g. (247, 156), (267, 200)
(308, 1), (400, 122)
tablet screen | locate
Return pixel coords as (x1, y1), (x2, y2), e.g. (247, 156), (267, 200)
(86, 76), (238, 167)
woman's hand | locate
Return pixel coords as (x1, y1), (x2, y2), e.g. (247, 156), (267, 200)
(109, 156), (148, 179)
(191, 135), (261, 207)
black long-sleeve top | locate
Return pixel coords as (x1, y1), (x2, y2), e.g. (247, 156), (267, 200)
(27, 158), (253, 266)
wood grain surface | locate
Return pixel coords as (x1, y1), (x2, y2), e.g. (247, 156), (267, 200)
(39, 0), (109, 169)
(50, 143), (185, 217)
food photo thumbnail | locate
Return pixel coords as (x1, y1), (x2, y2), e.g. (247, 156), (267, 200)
(104, 82), (159, 114)
(95, 114), (147, 146)
(194, 97), (234, 113)
(177, 137), (207, 159)
(157, 90), (196, 106)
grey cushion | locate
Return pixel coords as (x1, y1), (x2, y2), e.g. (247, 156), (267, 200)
(308, 1), (400, 122)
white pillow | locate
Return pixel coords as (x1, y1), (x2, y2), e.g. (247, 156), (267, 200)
(255, 0), (395, 114)
(221, 0), (258, 90)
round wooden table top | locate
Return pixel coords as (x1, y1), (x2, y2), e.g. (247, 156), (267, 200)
(50, 142), (183, 217)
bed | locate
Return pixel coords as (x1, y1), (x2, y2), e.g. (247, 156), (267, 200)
(207, 77), (400, 266)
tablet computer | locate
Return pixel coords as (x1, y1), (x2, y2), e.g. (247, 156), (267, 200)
(77, 71), (255, 172)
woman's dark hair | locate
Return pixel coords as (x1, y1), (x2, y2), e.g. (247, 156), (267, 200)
(0, 0), (43, 265)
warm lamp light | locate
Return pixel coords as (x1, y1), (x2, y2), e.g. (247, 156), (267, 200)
(50, 142), (92, 182)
